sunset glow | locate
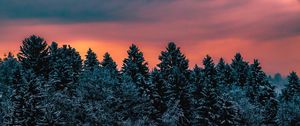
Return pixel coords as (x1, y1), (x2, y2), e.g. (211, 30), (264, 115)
(1, 0), (300, 75)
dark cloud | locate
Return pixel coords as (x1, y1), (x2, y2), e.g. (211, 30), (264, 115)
(0, 0), (299, 41)
(0, 0), (173, 23)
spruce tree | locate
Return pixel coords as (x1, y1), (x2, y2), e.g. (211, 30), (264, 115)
(47, 44), (82, 124)
(247, 59), (278, 125)
(282, 71), (300, 101)
(117, 74), (155, 124)
(190, 65), (204, 100)
(49, 45), (82, 94)
(150, 68), (168, 122)
(195, 55), (221, 125)
(120, 45), (155, 123)
(23, 72), (46, 126)
(202, 55), (217, 89)
(230, 53), (249, 87)
(83, 48), (99, 71)
(0, 53), (21, 124)
(77, 65), (120, 125)
(122, 44), (149, 81)
(218, 96), (241, 125)
(216, 58), (233, 87)
(17, 35), (49, 78)
(5, 67), (26, 126)
(48, 42), (59, 74)
(157, 42), (191, 125)
(101, 52), (118, 76)
(278, 72), (300, 125)
(246, 59), (265, 102)
(121, 44), (150, 99)
(0, 52), (20, 101)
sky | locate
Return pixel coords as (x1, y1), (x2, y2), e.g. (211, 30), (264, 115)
(0, 0), (300, 75)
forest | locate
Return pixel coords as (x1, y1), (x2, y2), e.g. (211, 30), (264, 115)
(0, 35), (299, 126)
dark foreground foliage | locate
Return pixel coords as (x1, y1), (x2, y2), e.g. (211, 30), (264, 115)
(0, 35), (299, 125)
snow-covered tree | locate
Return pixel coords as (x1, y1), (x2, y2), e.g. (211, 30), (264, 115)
(247, 59), (278, 125)
(190, 65), (204, 101)
(83, 48), (100, 71)
(23, 72), (46, 126)
(246, 59), (266, 102)
(17, 35), (50, 78)
(118, 74), (155, 124)
(216, 58), (233, 87)
(281, 71), (300, 101)
(228, 86), (263, 125)
(49, 44), (82, 95)
(4, 69), (46, 125)
(122, 44), (149, 82)
(277, 95), (300, 126)
(149, 68), (167, 122)
(194, 55), (221, 125)
(121, 45), (154, 117)
(4, 67), (26, 125)
(218, 95), (241, 125)
(0, 36), (297, 125)
(157, 42), (191, 125)
(42, 44), (83, 124)
(231, 53), (249, 87)
(161, 101), (184, 125)
(121, 44), (152, 105)
(101, 52), (118, 76)
(0, 52), (20, 123)
(277, 72), (300, 125)
(0, 52), (20, 88)
(77, 67), (117, 125)
(201, 55), (218, 89)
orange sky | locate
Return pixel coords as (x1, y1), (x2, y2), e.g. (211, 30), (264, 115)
(0, 0), (300, 76)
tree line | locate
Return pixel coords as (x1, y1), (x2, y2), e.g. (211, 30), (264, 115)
(0, 35), (299, 125)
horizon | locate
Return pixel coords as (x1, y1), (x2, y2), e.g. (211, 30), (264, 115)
(0, 37), (294, 77)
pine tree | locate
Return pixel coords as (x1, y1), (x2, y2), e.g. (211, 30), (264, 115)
(282, 71), (300, 101)
(101, 52), (118, 76)
(47, 43), (83, 124)
(202, 55), (217, 89)
(0, 52), (20, 101)
(157, 42), (191, 125)
(17, 35), (49, 78)
(118, 74), (155, 124)
(231, 53), (249, 87)
(195, 55), (221, 125)
(246, 59), (265, 102)
(23, 72), (46, 126)
(0, 53), (20, 124)
(34, 72), (66, 125)
(247, 59), (278, 125)
(49, 45), (82, 94)
(48, 42), (59, 73)
(121, 44), (151, 104)
(278, 72), (300, 126)
(150, 68), (168, 122)
(83, 48), (99, 71)
(216, 58), (233, 87)
(190, 65), (204, 100)
(218, 96), (240, 125)
(5, 69), (46, 125)
(122, 44), (149, 81)
(77, 65), (119, 125)
(5, 67), (26, 126)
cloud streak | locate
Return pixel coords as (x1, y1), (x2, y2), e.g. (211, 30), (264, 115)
(0, 0), (173, 23)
